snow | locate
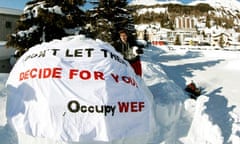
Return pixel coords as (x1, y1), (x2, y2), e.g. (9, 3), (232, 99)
(130, 0), (240, 12)
(189, 0), (240, 11)
(129, 0), (182, 6)
(0, 42), (15, 60)
(1, 38), (240, 143)
(130, 0), (240, 22)
(0, 7), (22, 15)
(23, 1), (64, 20)
(16, 25), (39, 38)
(136, 7), (167, 15)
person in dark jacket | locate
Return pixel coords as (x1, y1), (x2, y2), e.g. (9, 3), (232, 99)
(185, 80), (201, 99)
(113, 30), (143, 77)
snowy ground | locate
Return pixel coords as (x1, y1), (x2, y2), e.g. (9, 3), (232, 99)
(1, 44), (240, 144)
(0, 42), (15, 60)
(0, 42), (15, 73)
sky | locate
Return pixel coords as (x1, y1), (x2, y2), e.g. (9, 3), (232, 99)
(0, 0), (29, 10)
(0, 0), (193, 10)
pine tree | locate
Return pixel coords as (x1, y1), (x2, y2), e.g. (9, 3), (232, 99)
(6, 0), (86, 55)
(219, 34), (225, 48)
(86, 0), (136, 45)
(85, 0), (114, 43)
(206, 15), (211, 28)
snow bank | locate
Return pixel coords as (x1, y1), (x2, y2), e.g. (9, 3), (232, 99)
(160, 47), (240, 144)
(0, 42), (15, 60)
(1, 36), (190, 144)
(1, 40), (240, 144)
(4, 35), (158, 144)
(141, 46), (189, 143)
(0, 74), (8, 125)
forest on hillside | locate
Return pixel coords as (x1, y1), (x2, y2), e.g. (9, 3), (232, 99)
(129, 3), (240, 31)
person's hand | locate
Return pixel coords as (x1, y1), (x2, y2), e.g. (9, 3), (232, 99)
(132, 46), (143, 56)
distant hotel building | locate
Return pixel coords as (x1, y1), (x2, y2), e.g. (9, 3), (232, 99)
(175, 16), (196, 29)
(174, 16), (198, 45)
(0, 7), (22, 41)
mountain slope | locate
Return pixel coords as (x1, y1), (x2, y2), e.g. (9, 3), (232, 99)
(129, 0), (182, 6)
(189, 0), (240, 11)
(130, 0), (240, 31)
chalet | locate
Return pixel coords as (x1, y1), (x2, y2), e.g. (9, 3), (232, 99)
(0, 7), (22, 41)
(211, 32), (229, 47)
(0, 7), (22, 72)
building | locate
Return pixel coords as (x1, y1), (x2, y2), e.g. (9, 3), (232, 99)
(0, 7), (22, 41)
(0, 7), (22, 72)
(135, 16), (199, 46)
(174, 16), (198, 45)
(175, 16), (197, 30)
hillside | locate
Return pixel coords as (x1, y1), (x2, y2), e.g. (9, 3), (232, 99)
(129, 0), (240, 31)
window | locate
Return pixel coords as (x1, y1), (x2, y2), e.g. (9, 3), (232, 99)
(5, 21), (12, 29)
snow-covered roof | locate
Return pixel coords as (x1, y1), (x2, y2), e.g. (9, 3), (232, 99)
(0, 7), (22, 16)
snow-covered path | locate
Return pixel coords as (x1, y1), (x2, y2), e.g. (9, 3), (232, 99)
(147, 47), (240, 144)
(1, 44), (240, 144)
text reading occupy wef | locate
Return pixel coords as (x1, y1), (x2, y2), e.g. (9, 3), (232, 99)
(18, 47), (145, 116)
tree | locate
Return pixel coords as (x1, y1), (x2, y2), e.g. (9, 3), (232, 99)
(206, 15), (211, 28)
(86, 0), (136, 45)
(219, 34), (225, 48)
(6, 0), (86, 55)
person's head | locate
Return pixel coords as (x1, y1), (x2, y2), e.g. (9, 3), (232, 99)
(119, 30), (128, 43)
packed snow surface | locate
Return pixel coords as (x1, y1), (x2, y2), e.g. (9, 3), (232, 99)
(1, 40), (240, 143)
